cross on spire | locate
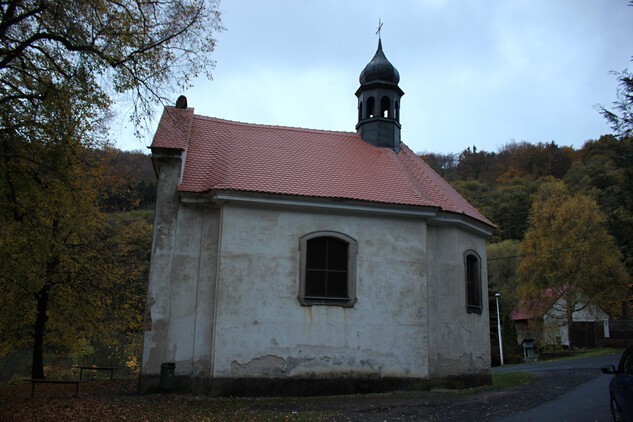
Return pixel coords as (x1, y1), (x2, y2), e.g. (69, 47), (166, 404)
(376, 18), (383, 39)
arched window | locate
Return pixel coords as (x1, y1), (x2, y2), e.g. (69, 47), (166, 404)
(465, 251), (482, 314)
(380, 96), (391, 118)
(298, 231), (357, 307)
(366, 97), (375, 119)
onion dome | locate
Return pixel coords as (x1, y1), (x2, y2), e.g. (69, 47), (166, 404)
(359, 39), (400, 86)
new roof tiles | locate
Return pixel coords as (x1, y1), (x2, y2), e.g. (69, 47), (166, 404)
(151, 108), (494, 227)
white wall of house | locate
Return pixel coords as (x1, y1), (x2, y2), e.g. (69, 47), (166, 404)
(427, 224), (490, 377)
(542, 297), (610, 347)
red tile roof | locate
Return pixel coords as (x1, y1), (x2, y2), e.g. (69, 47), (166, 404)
(151, 107), (494, 227)
(510, 287), (567, 320)
(151, 108), (194, 150)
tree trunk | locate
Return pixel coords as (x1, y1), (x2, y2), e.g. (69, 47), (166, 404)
(31, 284), (51, 379)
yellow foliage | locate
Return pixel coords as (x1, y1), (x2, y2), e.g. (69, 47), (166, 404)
(517, 180), (629, 320)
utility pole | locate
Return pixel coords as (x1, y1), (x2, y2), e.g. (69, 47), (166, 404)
(495, 292), (504, 365)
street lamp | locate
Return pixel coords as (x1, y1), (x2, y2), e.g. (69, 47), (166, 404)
(495, 292), (504, 366)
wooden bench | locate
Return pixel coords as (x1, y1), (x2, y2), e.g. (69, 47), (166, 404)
(26, 379), (85, 397)
(73, 366), (118, 380)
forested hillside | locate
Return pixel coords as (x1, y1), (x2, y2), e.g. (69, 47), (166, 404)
(96, 149), (156, 211)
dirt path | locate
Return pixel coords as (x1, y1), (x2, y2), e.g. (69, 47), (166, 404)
(270, 368), (600, 421)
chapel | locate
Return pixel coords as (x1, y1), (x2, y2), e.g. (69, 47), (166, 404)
(140, 39), (495, 395)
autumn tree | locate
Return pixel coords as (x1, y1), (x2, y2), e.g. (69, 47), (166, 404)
(96, 149), (156, 211)
(454, 146), (499, 185)
(0, 91), (105, 377)
(516, 180), (629, 349)
(418, 151), (458, 179)
(487, 239), (521, 310)
(446, 142), (575, 242)
(0, 129), (153, 377)
(0, 0), (223, 131)
(494, 141), (575, 181)
(61, 211), (153, 370)
(0, 0), (221, 378)
(486, 178), (540, 241)
(565, 136), (633, 274)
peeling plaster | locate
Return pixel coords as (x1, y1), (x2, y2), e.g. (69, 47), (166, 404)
(231, 355), (287, 377)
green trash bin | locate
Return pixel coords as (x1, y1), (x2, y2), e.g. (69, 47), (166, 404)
(159, 362), (175, 390)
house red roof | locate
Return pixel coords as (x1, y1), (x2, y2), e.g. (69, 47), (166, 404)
(151, 107), (494, 227)
(510, 287), (567, 320)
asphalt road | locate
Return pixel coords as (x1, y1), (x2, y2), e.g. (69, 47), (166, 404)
(491, 353), (621, 422)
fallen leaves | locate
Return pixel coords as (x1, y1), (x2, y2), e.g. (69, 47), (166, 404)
(0, 380), (338, 421)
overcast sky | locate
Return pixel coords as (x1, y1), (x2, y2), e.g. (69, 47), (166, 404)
(113, 0), (633, 155)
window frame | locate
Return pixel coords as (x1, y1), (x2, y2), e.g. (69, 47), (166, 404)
(298, 231), (358, 307)
(464, 250), (482, 314)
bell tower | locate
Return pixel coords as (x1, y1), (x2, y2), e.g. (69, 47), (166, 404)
(355, 38), (404, 151)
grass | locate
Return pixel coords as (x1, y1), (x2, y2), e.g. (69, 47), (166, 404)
(489, 371), (537, 390)
(493, 347), (624, 369)
(533, 347), (623, 363)
(423, 372), (538, 397)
